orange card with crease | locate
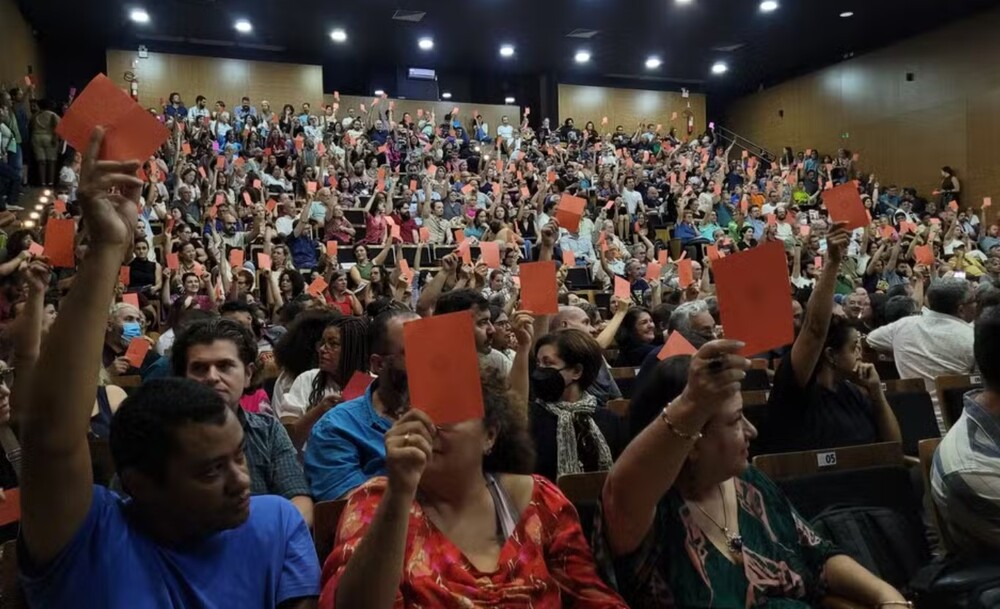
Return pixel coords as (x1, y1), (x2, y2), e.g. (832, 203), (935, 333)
(403, 311), (485, 425)
(480, 241), (501, 268)
(390, 225), (401, 241)
(28, 242), (44, 257)
(518, 261), (559, 314)
(562, 249), (576, 266)
(657, 331), (698, 360)
(614, 276), (631, 300)
(457, 239), (473, 264)
(119, 266), (131, 285)
(399, 259), (414, 284)
(307, 276), (329, 296)
(645, 261), (662, 282)
(55, 74), (170, 161)
(823, 183), (868, 231)
(124, 337), (151, 369)
(419, 227), (430, 243)
(257, 253), (272, 271)
(229, 249), (245, 268)
(166, 253), (179, 269)
(53, 199), (68, 214)
(658, 250), (668, 266)
(554, 194), (586, 232)
(307, 181), (318, 194)
(713, 242), (794, 356)
(122, 293), (140, 309)
(43, 218), (76, 268)
(915, 245), (935, 266)
(326, 241), (338, 258)
(706, 245), (722, 261)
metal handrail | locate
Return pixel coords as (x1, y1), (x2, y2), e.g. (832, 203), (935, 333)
(714, 125), (774, 163)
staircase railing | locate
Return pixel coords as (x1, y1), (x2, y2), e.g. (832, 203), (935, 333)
(714, 125), (774, 164)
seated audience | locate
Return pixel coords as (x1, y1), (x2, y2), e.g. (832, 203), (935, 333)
(866, 277), (977, 432)
(17, 133), (320, 607)
(599, 340), (907, 608)
(530, 329), (627, 481)
(305, 308), (419, 500)
(323, 370), (628, 608)
(932, 304), (1000, 555)
(172, 317), (314, 525)
(614, 307), (658, 366)
(760, 223), (902, 453)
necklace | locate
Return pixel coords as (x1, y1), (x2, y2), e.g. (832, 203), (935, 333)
(691, 483), (744, 555)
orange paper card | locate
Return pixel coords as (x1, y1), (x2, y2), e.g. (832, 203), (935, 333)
(562, 249), (576, 266)
(306, 181), (318, 194)
(657, 331), (698, 360)
(614, 276), (631, 300)
(124, 337), (151, 369)
(713, 242), (794, 356)
(55, 74), (170, 161)
(915, 245), (935, 266)
(326, 241), (338, 258)
(480, 241), (501, 268)
(122, 293), (140, 308)
(43, 218), (76, 268)
(645, 261), (662, 282)
(823, 183), (868, 231)
(419, 227), (430, 243)
(229, 249), (245, 268)
(403, 311), (485, 425)
(658, 250), (669, 266)
(518, 261), (559, 314)
(398, 259), (414, 284)
(119, 266), (130, 285)
(0, 488), (21, 526)
(54, 199), (67, 214)
(307, 276), (329, 296)
(28, 242), (44, 257)
(165, 253), (179, 270)
(341, 371), (374, 402)
(390, 225), (402, 241)
(678, 259), (694, 289)
(554, 194), (586, 232)
(984, 197), (992, 208)
(457, 239), (473, 264)
(706, 245), (722, 261)
(256, 253), (272, 271)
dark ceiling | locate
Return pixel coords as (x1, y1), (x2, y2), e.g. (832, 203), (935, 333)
(17, 0), (1000, 97)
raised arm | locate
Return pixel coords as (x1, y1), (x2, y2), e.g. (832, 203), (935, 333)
(789, 223), (849, 388)
(21, 128), (142, 566)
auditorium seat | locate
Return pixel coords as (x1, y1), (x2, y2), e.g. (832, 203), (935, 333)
(918, 437), (952, 554)
(883, 379), (941, 457)
(610, 367), (639, 399)
(935, 373), (983, 429)
(343, 208), (364, 225)
(607, 398), (629, 418)
(556, 471), (608, 542)
(313, 499), (348, 564)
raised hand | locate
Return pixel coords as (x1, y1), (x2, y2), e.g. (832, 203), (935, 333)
(826, 222), (850, 265)
(77, 127), (143, 259)
(384, 409), (437, 498)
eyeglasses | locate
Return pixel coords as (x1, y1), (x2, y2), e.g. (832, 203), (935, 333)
(0, 368), (14, 386)
(316, 340), (341, 352)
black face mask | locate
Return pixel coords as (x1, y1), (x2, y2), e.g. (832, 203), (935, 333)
(532, 366), (566, 403)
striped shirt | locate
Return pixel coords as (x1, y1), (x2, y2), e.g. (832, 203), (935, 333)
(931, 390), (1000, 554)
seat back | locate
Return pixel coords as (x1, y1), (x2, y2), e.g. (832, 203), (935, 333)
(936, 374), (983, 429)
(610, 367), (639, 399)
(753, 441), (904, 482)
(557, 471), (609, 542)
(606, 398), (629, 418)
(884, 388), (941, 457)
(313, 499), (348, 565)
(0, 540), (24, 609)
(919, 437), (952, 554)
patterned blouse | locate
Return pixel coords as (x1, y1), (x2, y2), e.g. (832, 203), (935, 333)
(321, 475), (628, 609)
(595, 467), (841, 609)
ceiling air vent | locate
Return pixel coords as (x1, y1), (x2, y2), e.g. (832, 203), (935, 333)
(566, 29), (600, 39)
(392, 10), (427, 22)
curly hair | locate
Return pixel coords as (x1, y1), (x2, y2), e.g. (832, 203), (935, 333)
(309, 316), (371, 407)
(481, 367), (536, 475)
(274, 307), (340, 379)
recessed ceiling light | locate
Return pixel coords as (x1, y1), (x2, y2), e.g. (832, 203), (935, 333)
(234, 19), (252, 33)
(574, 50), (591, 63)
(676, 0), (693, 3)
(418, 37), (434, 50)
(330, 28), (347, 42)
(23, 221), (34, 228)
(499, 44), (515, 58)
(129, 8), (150, 24)
(29, 212), (39, 220)
(645, 56), (662, 69)
(374, 90), (385, 97)
(34, 204), (43, 211)
(711, 61), (729, 74)
(39, 196), (49, 203)
(441, 92), (452, 99)
(839, 11), (854, 17)
(504, 96), (516, 104)
(759, 0), (778, 12)
(43, 189), (51, 196)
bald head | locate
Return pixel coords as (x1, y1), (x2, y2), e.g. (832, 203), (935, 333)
(550, 305), (595, 336)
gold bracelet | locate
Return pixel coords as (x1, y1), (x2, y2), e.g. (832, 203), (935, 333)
(660, 406), (703, 441)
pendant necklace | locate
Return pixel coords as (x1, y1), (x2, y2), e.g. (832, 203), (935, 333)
(691, 483), (744, 555)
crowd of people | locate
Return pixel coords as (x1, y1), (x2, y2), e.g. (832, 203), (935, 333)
(0, 78), (998, 608)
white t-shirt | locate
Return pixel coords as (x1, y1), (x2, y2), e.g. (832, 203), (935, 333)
(497, 124), (514, 142)
(278, 369), (340, 420)
(621, 189), (643, 216)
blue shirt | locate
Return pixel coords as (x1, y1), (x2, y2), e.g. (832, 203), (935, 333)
(304, 383), (392, 501)
(286, 233), (318, 270)
(20, 486), (320, 608)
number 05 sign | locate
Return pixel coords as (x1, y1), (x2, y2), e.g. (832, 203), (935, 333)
(817, 451), (838, 467)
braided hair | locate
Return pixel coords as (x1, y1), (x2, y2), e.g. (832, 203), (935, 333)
(308, 316), (371, 407)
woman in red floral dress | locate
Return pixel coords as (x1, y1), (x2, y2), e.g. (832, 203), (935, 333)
(321, 370), (627, 609)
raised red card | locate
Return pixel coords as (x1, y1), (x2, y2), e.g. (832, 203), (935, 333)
(823, 182), (868, 231)
(43, 218), (76, 268)
(341, 371), (375, 402)
(518, 261), (559, 314)
(554, 194), (586, 232)
(124, 337), (151, 369)
(657, 331), (698, 361)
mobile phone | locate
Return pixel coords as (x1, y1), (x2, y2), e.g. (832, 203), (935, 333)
(819, 238), (828, 253)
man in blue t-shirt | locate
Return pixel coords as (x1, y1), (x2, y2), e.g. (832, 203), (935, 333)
(18, 127), (320, 608)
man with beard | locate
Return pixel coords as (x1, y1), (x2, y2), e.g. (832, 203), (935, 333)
(305, 308), (418, 501)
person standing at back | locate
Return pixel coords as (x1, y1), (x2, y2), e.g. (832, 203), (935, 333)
(18, 127), (320, 608)
(866, 277), (976, 433)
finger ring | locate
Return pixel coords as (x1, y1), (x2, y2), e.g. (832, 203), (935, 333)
(403, 433), (411, 445)
(707, 356), (725, 373)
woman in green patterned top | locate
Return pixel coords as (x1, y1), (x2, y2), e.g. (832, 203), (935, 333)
(598, 342), (908, 609)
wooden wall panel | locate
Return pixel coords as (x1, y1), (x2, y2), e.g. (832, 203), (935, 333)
(726, 7), (1000, 220)
(0, 0), (43, 95)
(558, 84), (706, 136)
(105, 50), (323, 113)
(333, 95), (519, 139)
